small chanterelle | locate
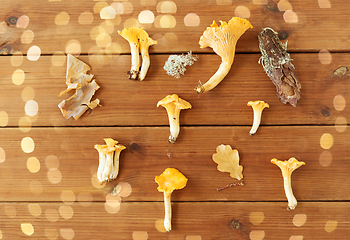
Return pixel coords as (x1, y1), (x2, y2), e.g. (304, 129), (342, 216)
(271, 157), (305, 210)
(94, 138), (126, 183)
(155, 168), (188, 232)
(157, 94), (192, 143)
(247, 100), (269, 135)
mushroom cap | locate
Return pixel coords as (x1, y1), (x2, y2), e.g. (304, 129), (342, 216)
(157, 94), (192, 110)
(271, 157), (305, 177)
(247, 100), (269, 110)
(94, 138), (126, 154)
(118, 27), (143, 44)
(199, 17), (253, 61)
(155, 168), (188, 194)
(138, 29), (157, 51)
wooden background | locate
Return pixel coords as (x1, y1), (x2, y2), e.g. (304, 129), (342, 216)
(0, 0), (349, 239)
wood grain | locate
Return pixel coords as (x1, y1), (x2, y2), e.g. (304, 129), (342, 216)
(1, 53), (349, 127)
(0, 0), (350, 54)
(0, 202), (349, 240)
(0, 126), (348, 202)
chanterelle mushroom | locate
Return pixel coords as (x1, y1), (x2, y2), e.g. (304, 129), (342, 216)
(118, 27), (143, 80)
(138, 29), (157, 81)
(247, 100), (269, 135)
(58, 54), (100, 120)
(271, 157), (305, 210)
(94, 138), (126, 183)
(157, 94), (192, 143)
(155, 168), (188, 232)
(195, 17), (253, 93)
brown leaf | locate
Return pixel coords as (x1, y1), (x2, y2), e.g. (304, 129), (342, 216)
(212, 144), (243, 180)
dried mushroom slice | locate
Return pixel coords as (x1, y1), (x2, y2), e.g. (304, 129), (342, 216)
(58, 54), (100, 120)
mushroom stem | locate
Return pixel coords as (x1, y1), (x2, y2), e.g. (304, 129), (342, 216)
(139, 50), (150, 81)
(129, 42), (140, 80)
(102, 152), (114, 181)
(283, 176), (297, 210)
(97, 152), (106, 182)
(165, 107), (181, 144)
(195, 60), (233, 93)
(250, 108), (263, 135)
(163, 192), (172, 231)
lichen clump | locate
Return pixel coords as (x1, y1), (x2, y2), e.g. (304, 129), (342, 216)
(164, 52), (198, 78)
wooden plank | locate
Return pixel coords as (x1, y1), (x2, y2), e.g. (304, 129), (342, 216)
(1, 0), (350, 54)
(1, 53), (349, 127)
(0, 126), (348, 202)
(0, 202), (349, 239)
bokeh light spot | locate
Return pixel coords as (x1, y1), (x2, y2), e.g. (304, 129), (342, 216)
(65, 40), (81, 56)
(253, 0), (268, 4)
(111, 2), (124, 14)
(12, 69), (25, 85)
(100, 20), (114, 34)
(22, 87), (35, 102)
(289, 236), (304, 240)
(4, 205), (16, 218)
(104, 194), (121, 214)
(124, 18), (140, 28)
(132, 231), (148, 240)
(90, 26), (105, 40)
(155, 218), (167, 232)
(21, 30), (34, 44)
(91, 174), (106, 188)
(139, 10), (155, 24)
(0, 147), (5, 163)
(318, 0), (331, 8)
(28, 203), (41, 217)
(55, 12), (70, 25)
(21, 137), (35, 153)
(325, 220), (337, 233)
(16, 15), (29, 28)
(216, 0), (232, 5)
(249, 212), (265, 225)
(333, 95), (346, 111)
(61, 190), (76, 205)
(100, 6), (116, 20)
(283, 10), (298, 23)
(293, 214), (307, 227)
(0, 111), (8, 127)
(121, 2), (134, 14)
(60, 228), (75, 240)
(45, 155), (59, 170)
(106, 42), (122, 54)
(59, 205), (74, 219)
(10, 52), (23, 67)
(45, 209), (59, 222)
(25, 100), (39, 117)
(249, 230), (265, 240)
(96, 33), (112, 48)
(320, 133), (334, 149)
(117, 182), (132, 197)
(51, 52), (66, 66)
(160, 15), (176, 28)
(45, 229), (58, 240)
(94, 2), (108, 13)
(157, 1), (177, 13)
(19, 117), (32, 133)
(318, 49), (332, 64)
(27, 157), (40, 173)
(184, 13), (200, 27)
(79, 12), (94, 25)
(48, 169), (62, 184)
(319, 150), (332, 167)
(278, 0), (293, 11)
(29, 180), (43, 195)
(21, 223), (34, 236)
(335, 116), (347, 132)
(235, 6), (251, 18)
(77, 192), (93, 207)
(27, 45), (41, 61)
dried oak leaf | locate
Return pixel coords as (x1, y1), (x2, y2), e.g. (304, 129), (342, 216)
(58, 54), (100, 120)
(212, 144), (243, 180)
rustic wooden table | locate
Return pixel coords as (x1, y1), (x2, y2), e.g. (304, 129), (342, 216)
(0, 0), (349, 239)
